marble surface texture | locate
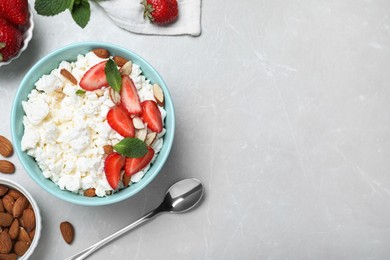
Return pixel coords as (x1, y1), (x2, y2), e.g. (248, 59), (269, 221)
(1, 0), (390, 259)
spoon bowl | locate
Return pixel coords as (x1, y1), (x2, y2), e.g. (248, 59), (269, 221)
(66, 178), (204, 260)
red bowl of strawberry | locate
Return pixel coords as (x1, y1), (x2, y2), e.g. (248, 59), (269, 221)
(11, 42), (175, 206)
(0, 0), (34, 66)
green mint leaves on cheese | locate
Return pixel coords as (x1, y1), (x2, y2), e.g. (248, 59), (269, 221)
(105, 59), (122, 93)
(114, 138), (148, 158)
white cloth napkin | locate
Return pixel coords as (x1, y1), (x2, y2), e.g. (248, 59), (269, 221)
(96, 0), (202, 36)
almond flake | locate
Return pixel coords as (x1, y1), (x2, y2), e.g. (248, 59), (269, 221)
(60, 69), (78, 85)
(153, 84), (164, 106)
(135, 128), (147, 142)
(132, 117), (145, 129)
(119, 61), (132, 75)
(145, 132), (157, 146)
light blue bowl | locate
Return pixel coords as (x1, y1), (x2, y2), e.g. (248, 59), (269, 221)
(11, 42), (175, 206)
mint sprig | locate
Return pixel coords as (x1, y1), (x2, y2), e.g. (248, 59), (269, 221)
(105, 59), (122, 93)
(35, 0), (91, 28)
(114, 138), (148, 158)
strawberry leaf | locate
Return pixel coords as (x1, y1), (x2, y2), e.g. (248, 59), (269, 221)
(71, 0), (90, 28)
(114, 138), (148, 158)
(105, 59), (122, 93)
(35, 0), (73, 16)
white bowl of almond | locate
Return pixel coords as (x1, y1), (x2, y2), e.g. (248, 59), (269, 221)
(11, 42), (175, 206)
(0, 178), (41, 259)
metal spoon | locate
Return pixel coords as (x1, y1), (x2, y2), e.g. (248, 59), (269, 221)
(66, 178), (204, 260)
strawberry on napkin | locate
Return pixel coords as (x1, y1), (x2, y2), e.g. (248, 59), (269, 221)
(96, 0), (202, 36)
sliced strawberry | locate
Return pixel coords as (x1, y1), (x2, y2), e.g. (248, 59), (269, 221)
(104, 152), (125, 189)
(140, 100), (163, 133)
(124, 147), (155, 176)
(107, 106), (135, 137)
(79, 61), (108, 91)
(120, 75), (142, 115)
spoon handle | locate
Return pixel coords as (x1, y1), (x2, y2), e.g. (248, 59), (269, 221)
(65, 209), (160, 260)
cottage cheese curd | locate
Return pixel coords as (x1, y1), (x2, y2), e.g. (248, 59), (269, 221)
(21, 51), (166, 197)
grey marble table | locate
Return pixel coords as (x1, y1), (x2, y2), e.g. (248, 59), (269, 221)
(1, 0), (390, 259)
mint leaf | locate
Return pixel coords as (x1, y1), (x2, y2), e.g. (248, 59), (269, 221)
(76, 89), (86, 96)
(35, 0), (73, 16)
(114, 138), (148, 158)
(105, 59), (122, 92)
(71, 0), (91, 28)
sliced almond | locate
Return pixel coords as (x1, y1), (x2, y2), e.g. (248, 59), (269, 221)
(92, 48), (110, 59)
(132, 117), (145, 129)
(109, 88), (121, 105)
(83, 188), (96, 197)
(122, 174), (131, 187)
(145, 132), (157, 146)
(103, 145), (113, 155)
(60, 221), (74, 244)
(119, 60), (132, 75)
(0, 135), (13, 158)
(135, 128), (147, 142)
(153, 83), (164, 106)
(0, 161), (15, 174)
(113, 55), (128, 67)
(60, 69), (78, 85)
(54, 91), (65, 101)
(95, 89), (105, 97)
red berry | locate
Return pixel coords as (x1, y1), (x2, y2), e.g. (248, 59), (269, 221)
(120, 74), (142, 115)
(107, 106), (135, 138)
(124, 147), (155, 176)
(79, 61), (108, 91)
(104, 152), (125, 189)
(140, 100), (163, 133)
(0, 0), (28, 25)
(142, 0), (178, 25)
(0, 18), (22, 62)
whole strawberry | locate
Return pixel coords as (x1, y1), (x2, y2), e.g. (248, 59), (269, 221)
(142, 0), (178, 25)
(0, 0), (29, 25)
(0, 18), (22, 61)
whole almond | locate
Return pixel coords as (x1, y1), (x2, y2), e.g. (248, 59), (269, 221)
(0, 232), (12, 254)
(13, 241), (30, 256)
(0, 185), (8, 196)
(7, 190), (21, 200)
(92, 48), (110, 59)
(0, 136), (13, 158)
(83, 188), (96, 197)
(113, 55), (128, 67)
(12, 196), (28, 218)
(8, 219), (19, 240)
(0, 253), (17, 260)
(60, 69), (78, 85)
(28, 228), (35, 241)
(17, 227), (30, 243)
(60, 221), (74, 244)
(0, 161), (14, 174)
(2, 196), (13, 213)
(20, 209), (35, 232)
(0, 213), (13, 227)
(103, 145), (113, 155)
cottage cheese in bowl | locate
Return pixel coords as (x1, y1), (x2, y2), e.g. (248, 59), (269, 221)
(21, 51), (166, 197)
